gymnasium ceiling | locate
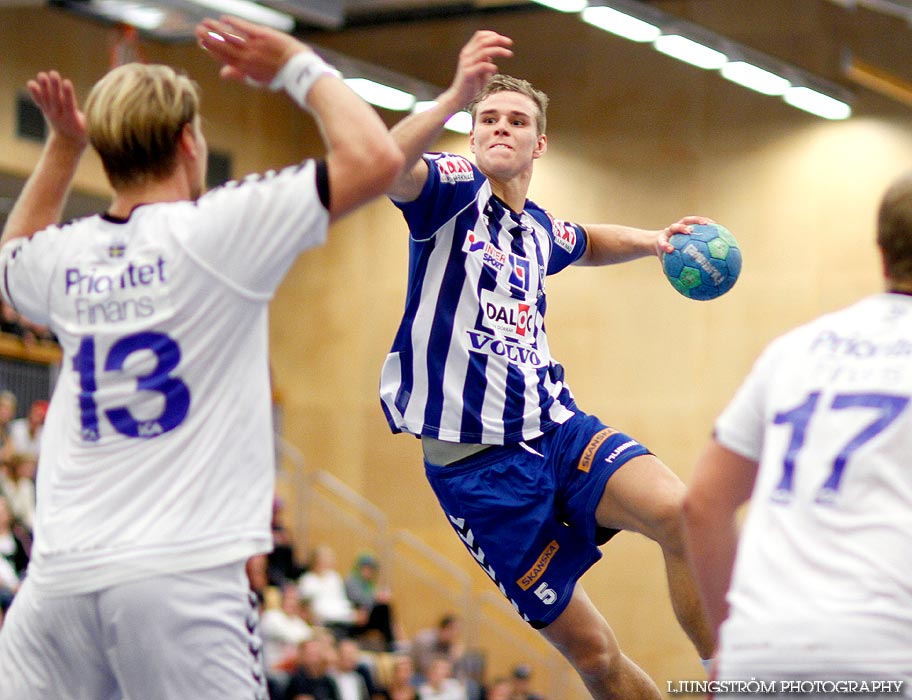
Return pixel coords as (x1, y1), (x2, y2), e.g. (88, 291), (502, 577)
(3, 0), (912, 116)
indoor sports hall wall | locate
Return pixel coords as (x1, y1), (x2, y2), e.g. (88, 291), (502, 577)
(3, 2), (912, 692)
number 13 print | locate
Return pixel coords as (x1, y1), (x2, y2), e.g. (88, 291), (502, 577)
(73, 332), (191, 442)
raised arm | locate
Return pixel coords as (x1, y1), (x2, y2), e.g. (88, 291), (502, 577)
(1, 72), (88, 248)
(575, 216), (712, 266)
(386, 30), (513, 202)
(196, 16), (403, 222)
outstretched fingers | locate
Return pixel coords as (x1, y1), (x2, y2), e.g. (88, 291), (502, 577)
(26, 71), (87, 145)
(196, 15), (301, 86)
(658, 216), (715, 254)
(452, 30), (514, 104)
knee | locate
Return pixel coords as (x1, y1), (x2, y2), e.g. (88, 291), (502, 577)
(644, 487), (688, 555)
(556, 622), (624, 679)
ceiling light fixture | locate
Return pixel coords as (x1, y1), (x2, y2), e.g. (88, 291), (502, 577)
(581, 5), (660, 42)
(579, 0), (852, 119)
(653, 34), (727, 70)
(185, 0), (294, 31)
(530, 0), (588, 13)
(784, 85), (852, 120)
(412, 101), (474, 134)
(721, 61), (791, 96)
(344, 78), (416, 112)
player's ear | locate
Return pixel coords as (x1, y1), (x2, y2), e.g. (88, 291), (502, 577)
(532, 133), (547, 160)
(179, 120), (201, 161)
(469, 130), (476, 154)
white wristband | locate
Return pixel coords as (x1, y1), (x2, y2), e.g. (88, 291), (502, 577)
(269, 51), (341, 109)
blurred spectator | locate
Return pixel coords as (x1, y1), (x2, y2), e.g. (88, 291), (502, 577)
(0, 493), (28, 577)
(285, 636), (341, 700)
(0, 554), (17, 614)
(0, 301), (56, 346)
(298, 545), (360, 639)
(262, 583), (314, 696)
(0, 303), (21, 337)
(417, 657), (466, 700)
(484, 678), (512, 700)
(411, 615), (466, 683)
(509, 665), (544, 700)
(330, 637), (371, 700)
(0, 391), (17, 464)
(269, 497), (305, 587)
(345, 552), (399, 651)
(0, 454), (36, 533)
(8, 399), (46, 462)
(379, 654), (418, 700)
(0, 494), (27, 613)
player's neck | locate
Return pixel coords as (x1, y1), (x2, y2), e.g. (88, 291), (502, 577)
(108, 175), (194, 219)
(888, 284), (912, 296)
(487, 173), (531, 214)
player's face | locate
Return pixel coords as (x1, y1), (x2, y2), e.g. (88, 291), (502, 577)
(470, 91), (546, 180)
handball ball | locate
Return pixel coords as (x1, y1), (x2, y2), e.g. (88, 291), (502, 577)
(662, 223), (742, 301)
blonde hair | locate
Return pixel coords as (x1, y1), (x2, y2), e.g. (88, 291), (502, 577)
(85, 63), (200, 189)
(877, 170), (912, 284)
(468, 74), (550, 136)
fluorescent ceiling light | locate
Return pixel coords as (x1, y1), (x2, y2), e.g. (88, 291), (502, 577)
(412, 102), (474, 134)
(345, 78), (415, 111)
(582, 5), (660, 42)
(444, 111), (473, 134)
(783, 86), (852, 120)
(531, 0), (588, 11)
(654, 34), (727, 70)
(721, 61), (790, 96)
(95, 0), (165, 30)
(186, 0), (294, 31)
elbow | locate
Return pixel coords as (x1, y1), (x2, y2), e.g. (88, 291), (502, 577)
(344, 136), (403, 201)
(370, 138), (406, 193)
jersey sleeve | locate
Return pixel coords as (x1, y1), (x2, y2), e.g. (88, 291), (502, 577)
(393, 153), (486, 242)
(713, 344), (781, 461)
(526, 207), (587, 274)
(178, 159), (329, 295)
(0, 225), (67, 326)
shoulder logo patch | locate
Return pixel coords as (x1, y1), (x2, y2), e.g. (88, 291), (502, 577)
(434, 155), (475, 184)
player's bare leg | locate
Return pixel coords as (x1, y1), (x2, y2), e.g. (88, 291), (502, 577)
(539, 585), (661, 700)
(596, 453), (715, 659)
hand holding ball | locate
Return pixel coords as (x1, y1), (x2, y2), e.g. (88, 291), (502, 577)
(662, 223), (742, 301)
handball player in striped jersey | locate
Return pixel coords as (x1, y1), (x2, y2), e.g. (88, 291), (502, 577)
(379, 30), (713, 699)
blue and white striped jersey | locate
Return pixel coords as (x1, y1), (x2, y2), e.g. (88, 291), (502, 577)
(380, 152), (587, 445)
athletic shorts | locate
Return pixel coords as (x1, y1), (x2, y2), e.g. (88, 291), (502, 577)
(424, 409), (650, 628)
(0, 562), (268, 700)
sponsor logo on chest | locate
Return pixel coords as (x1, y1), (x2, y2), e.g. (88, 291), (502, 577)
(464, 232), (507, 272)
(480, 289), (537, 342)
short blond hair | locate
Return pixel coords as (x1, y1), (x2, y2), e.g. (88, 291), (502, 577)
(468, 74), (549, 136)
(85, 63), (200, 189)
(878, 170), (912, 284)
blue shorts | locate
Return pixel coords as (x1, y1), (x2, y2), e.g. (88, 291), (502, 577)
(424, 409), (650, 629)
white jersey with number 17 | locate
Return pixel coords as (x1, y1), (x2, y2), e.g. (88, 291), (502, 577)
(0, 161), (328, 596)
(714, 293), (912, 673)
